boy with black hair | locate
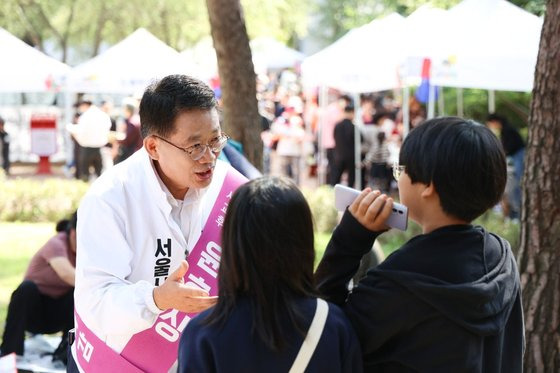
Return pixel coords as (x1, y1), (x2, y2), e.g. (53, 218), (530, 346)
(316, 117), (524, 372)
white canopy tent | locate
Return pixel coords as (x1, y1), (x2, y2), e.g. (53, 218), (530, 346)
(301, 13), (406, 93)
(250, 37), (305, 73)
(179, 37), (218, 83)
(0, 28), (70, 163)
(67, 28), (197, 95)
(428, 0), (543, 92)
(302, 0), (542, 93)
(300, 0), (543, 187)
(0, 27), (70, 92)
(181, 36), (305, 81)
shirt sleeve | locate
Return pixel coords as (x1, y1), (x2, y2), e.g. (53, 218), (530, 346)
(74, 194), (163, 337)
(315, 210), (380, 305)
(40, 234), (67, 262)
(315, 211), (415, 359)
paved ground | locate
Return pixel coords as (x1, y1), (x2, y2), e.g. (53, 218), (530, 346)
(5, 162), (66, 180)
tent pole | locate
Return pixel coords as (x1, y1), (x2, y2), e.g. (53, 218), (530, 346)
(353, 92), (362, 190)
(403, 85), (410, 137)
(318, 85), (328, 185)
(457, 88), (464, 117)
(427, 84), (436, 119)
(488, 90), (496, 113)
(438, 87), (444, 116)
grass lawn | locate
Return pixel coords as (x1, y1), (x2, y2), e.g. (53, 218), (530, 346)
(0, 223), (348, 338)
(0, 222), (57, 337)
(0, 222), (409, 338)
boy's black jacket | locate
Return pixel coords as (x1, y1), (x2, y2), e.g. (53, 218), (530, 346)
(315, 211), (524, 373)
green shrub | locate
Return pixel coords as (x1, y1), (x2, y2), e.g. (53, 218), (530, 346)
(0, 175), (89, 222)
(301, 185), (338, 233)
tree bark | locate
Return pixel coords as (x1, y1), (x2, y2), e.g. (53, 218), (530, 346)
(518, 1), (560, 372)
(206, 0), (262, 170)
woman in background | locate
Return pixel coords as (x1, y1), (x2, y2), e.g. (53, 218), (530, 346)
(178, 177), (362, 373)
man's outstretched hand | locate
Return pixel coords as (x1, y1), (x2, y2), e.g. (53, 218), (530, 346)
(153, 260), (218, 313)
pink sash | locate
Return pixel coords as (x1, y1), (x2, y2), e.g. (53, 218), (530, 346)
(74, 168), (247, 372)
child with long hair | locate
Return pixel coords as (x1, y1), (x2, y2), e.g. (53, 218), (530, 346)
(178, 177), (362, 373)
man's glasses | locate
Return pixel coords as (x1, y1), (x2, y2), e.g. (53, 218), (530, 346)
(392, 163), (406, 180)
(154, 134), (229, 161)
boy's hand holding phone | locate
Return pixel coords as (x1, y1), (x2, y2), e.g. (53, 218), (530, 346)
(334, 184), (408, 231)
(349, 188), (395, 232)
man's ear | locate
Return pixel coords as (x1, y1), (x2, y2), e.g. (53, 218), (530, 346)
(144, 136), (159, 160)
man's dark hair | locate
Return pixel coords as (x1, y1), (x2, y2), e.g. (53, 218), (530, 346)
(399, 116), (506, 222)
(139, 74), (217, 139)
(206, 176), (315, 351)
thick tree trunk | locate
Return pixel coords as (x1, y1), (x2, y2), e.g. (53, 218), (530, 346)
(206, 0), (262, 170)
(518, 1), (560, 372)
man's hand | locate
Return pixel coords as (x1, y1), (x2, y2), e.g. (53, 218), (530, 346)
(348, 188), (394, 232)
(153, 260), (218, 313)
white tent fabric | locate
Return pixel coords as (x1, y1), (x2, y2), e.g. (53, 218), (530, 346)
(181, 36), (305, 80)
(0, 28), (70, 92)
(301, 13), (406, 93)
(67, 28), (197, 94)
(302, 0), (542, 93)
(401, 5), (451, 84)
(428, 0), (543, 91)
(250, 37), (305, 72)
(179, 37), (218, 82)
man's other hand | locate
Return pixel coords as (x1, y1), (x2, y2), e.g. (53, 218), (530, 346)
(153, 260), (218, 313)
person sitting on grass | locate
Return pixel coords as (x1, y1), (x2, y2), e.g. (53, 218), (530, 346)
(178, 176), (363, 373)
(316, 117), (524, 372)
(0, 212), (77, 365)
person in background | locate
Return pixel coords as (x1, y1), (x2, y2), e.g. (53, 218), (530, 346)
(486, 114), (525, 219)
(271, 107), (305, 184)
(0, 212), (77, 365)
(0, 116), (10, 175)
(320, 93), (348, 185)
(114, 98), (142, 164)
(100, 99), (117, 172)
(316, 117), (524, 372)
(364, 131), (391, 192)
(178, 177), (362, 373)
(332, 103), (358, 188)
(66, 95), (112, 181)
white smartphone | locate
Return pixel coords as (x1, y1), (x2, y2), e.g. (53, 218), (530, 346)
(334, 184), (408, 231)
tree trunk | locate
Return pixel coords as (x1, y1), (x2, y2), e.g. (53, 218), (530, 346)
(206, 0), (262, 170)
(518, 1), (560, 372)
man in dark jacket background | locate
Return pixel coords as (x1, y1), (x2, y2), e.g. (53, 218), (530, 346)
(332, 103), (358, 188)
(316, 117), (524, 372)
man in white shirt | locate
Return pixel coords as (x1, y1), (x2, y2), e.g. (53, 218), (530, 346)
(69, 75), (246, 372)
(66, 96), (112, 181)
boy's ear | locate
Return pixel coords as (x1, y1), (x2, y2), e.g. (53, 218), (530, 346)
(421, 182), (437, 199)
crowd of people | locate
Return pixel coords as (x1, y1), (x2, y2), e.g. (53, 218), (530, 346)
(257, 72), (525, 221)
(258, 72), (427, 194)
(0, 74), (526, 372)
